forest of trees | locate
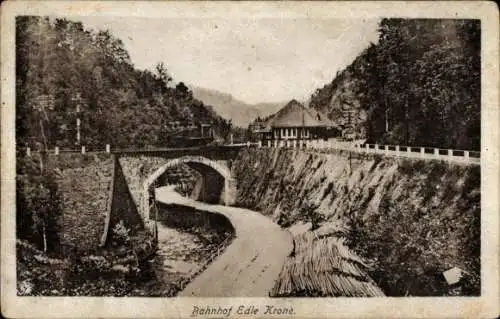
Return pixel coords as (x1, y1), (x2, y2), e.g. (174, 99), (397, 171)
(15, 16), (236, 257)
(310, 19), (480, 151)
(16, 16), (232, 150)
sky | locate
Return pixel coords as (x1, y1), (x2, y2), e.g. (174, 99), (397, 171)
(72, 16), (380, 104)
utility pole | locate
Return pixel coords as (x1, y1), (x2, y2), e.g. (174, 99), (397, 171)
(76, 118), (81, 145)
(71, 93), (82, 146)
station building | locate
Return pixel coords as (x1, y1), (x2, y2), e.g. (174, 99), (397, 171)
(254, 100), (340, 147)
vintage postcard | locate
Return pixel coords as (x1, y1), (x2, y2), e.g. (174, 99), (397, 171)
(1, 1), (499, 318)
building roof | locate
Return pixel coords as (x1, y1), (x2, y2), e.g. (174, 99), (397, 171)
(267, 99), (337, 128)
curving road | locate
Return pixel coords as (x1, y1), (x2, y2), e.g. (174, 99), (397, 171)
(155, 186), (293, 297)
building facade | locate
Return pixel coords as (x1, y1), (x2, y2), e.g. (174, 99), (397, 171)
(254, 100), (340, 147)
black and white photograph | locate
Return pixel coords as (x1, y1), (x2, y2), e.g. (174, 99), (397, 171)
(1, 1), (498, 318)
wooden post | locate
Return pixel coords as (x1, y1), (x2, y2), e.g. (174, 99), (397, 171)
(420, 147), (425, 158)
(54, 146), (59, 155)
(395, 145), (400, 156)
(375, 144), (379, 153)
(106, 144), (110, 153)
(434, 148), (439, 156)
(258, 140), (262, 148)
(365, 144), (369, 153)
(26, 147), (31, 156)
(76, 118), (81, 145)
(448, 149), (453, 157)
(81, 145), (86, 154)
(407, 147), (412, 157)
(464, 151), (470, 161)
(384, 145), (389, 155)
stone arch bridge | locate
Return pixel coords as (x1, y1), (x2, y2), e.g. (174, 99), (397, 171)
(142, 155), (236, 219)
(114, 145), (245, 225)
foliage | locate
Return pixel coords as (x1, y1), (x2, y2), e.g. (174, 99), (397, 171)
(16, 16), (232, 149)
(345, 161), (480, 296)
(310, 19), (480, 150)
(299, 201), (324, 231)
(16, 155), (63, 253)
(111, 220), (131, 245)
(17, 239), (142, 296)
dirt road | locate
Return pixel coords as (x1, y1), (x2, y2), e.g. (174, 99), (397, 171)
(155, 186), (293, 297)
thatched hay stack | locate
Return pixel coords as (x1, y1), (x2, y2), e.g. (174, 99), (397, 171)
(270, 232), (384, 297)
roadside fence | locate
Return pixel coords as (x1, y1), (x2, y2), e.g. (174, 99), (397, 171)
(259, 139), (480, 164)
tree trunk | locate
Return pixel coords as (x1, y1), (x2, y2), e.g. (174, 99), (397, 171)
(39, 154), (44, 173)
(405, 94), (409, 145)
(154, 203), (158, 246)
(385, 107), (389, 133)
(42, 220), (47, 252)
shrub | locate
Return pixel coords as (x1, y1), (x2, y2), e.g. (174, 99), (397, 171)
(299, 201), (324, 231)
(17, 155), (63, 253)
(112, 220), (131, 245)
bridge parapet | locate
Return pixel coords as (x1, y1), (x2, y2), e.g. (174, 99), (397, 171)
(24, 144), (251, 160)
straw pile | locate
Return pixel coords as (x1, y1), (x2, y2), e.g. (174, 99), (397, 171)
(270, 232), (384, 297)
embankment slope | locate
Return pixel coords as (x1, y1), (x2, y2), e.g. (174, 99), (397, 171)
(233, 148), (480, 296)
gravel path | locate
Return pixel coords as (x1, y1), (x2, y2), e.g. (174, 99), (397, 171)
(155, 186), (293, 297)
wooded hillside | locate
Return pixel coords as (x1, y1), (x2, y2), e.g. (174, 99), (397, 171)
(16, 16), (231, 149)
(310, 19), (480, 151)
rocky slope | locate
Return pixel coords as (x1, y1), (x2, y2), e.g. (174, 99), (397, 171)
(233, 148), (480, 296)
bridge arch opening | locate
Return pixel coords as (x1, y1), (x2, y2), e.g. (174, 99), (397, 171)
(142, 156), (236, 219)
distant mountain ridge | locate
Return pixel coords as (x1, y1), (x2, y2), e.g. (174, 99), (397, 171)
(191, 86), (286, 127)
